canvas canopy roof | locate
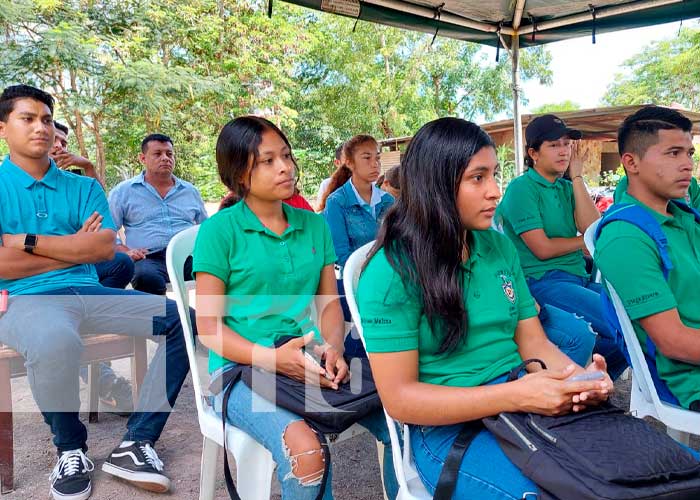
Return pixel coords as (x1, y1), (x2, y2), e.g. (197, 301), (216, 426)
(281, 0), (700, 172)
(284, 0), (700, 47)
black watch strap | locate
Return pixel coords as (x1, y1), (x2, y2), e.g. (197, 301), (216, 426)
(24, 234), (37, 254)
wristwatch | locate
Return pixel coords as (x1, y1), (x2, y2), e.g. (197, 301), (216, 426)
(23, 234), (38, 254)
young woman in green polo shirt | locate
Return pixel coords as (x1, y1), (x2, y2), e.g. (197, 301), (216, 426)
(357, 117), (612, 499)
(497, 114), (628, 380)
(192, 116), (398, 499)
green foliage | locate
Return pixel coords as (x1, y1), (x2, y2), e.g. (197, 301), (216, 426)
(530, 100), (581, 114)
(496, 144), (516, 191)
(599, 165), (625, 187)
(604, 28), (700, 110)
(0, 0), (552, 200)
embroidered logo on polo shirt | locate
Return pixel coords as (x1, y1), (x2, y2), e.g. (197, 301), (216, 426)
(500, 274), (516, 304)
(312, 246), (316, 255)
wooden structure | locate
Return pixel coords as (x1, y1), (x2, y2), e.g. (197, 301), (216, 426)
(378, 105), (700, 178)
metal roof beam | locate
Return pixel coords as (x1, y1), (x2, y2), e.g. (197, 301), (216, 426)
(518, 0), (682, 35)
(364, 0), (516, 35)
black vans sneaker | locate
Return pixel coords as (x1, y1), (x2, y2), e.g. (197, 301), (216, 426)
(50, 449), (94, 500)
(101, 441), (170, 493)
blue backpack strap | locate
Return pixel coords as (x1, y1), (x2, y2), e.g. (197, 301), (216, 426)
(595, 203), (680, 405)
(595, 203), (673, 279)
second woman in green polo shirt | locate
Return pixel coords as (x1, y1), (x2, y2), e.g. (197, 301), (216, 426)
(497, 114), (627, 379)
(357, 117), (612, 499)
(192, 116), (397, 499)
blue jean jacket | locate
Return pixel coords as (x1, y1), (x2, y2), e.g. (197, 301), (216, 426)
(323, 180), (394, 267)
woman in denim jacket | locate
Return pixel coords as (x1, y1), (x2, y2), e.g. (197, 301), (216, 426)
(321, 135), (394, 269)
(320, 135), (394, 357)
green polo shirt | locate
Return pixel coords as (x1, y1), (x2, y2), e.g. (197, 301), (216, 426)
(497, 168), (586, 280)
(594, 192), (700, 408)
(614, 175), (700, 208)
(192, 200), (337, 373)
(357, 230), (538, 388)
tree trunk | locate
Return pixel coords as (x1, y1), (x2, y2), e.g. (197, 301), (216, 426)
(92, 114), (106, 185)
(69, 70), (90, 158)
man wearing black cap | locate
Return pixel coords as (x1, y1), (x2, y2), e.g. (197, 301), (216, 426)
(497, 114), (628, 380)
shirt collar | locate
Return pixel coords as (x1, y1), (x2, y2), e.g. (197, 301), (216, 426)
(2, 155), (59, 190)
(131, 171), (182, 189)
(348, 178), (384, 208)
(618, 191), (683, 226)
(526, 167), (561, 188)
(238, 199), (304, 235)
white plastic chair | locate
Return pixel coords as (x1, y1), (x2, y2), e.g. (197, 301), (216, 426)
(167, 226), (274, 500)
(343, 241), (432, 500)
(584, 221), (700, 447)
(167, 226), (381, 499)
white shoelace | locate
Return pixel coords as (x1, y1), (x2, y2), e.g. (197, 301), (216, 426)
(140, 443), (164, 472)
(50, 449), (95, 483)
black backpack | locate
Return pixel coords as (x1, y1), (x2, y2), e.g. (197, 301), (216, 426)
(474, 359), (700, 500)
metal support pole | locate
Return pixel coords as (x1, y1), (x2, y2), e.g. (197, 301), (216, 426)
(511, 33), (524, 176)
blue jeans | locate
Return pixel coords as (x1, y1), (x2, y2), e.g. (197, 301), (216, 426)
(214, 378), (398, 500)
(80, 252), (136, 384)
(0, 286), (192, 452)
(95, 252), (135, 289)
(410, 375), (538, 499)
(538, 304), (595, 367)
(528, 270), (628, 380)
(132, 250), (193, 295)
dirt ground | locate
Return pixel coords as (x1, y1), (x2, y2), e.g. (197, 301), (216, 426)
(6, 352), (699, 500)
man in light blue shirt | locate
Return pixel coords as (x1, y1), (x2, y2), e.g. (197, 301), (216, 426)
(0, 85), (191, 499)
(108, 134), (207, 294)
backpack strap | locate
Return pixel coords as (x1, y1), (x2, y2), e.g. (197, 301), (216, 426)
(433, 421), (484, 500)
(595, 202), (685, 406)
(595, 203), (673, 279)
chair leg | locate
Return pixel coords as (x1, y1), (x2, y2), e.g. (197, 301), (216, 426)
(667, 427), (691, 447)
(376, 441), (388, 500)
(0, 361), (14, 494)
(131, 338), (148, 405)
(87, 363), (100, 423)
(229, 433), (273, 500)
(198, 437), (219, 500)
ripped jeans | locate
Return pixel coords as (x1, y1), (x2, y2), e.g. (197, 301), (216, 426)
(214, 378), (398, 500)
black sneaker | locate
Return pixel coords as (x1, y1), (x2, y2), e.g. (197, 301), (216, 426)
(101, 441), (170, 493)
(50, 449), (94, 500)
(99, 375), (134, 417)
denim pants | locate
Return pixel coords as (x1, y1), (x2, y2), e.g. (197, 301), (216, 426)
(410, 375), (539, 500)
(214, 378), (398, 500)
(132, 250), (193, 295)
(538, 304), (595, 367)
(0, 285), (192, 452)
(527, 270), (628, 380)
(95, 251), (135, 290)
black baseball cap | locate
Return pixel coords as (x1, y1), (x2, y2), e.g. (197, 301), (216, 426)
(525, 114), (582, 145)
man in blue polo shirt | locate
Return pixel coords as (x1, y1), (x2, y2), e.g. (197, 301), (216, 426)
(0, 85), (190, 500)
(108, 134), (207, 295)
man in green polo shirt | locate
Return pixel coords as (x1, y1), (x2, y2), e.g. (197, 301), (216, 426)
(595, 105), (700, 411)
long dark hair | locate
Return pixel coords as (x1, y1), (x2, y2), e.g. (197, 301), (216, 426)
(318, 134), (377, 211)
(369, 117), (495, 354)
(216, 115), (297, 198)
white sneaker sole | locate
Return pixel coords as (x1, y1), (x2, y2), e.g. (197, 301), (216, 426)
(50, 482), (91, 500)
(101, 462), (170, 493)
